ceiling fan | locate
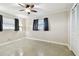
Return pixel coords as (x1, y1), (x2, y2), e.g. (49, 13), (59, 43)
(18, 3), (38, 14)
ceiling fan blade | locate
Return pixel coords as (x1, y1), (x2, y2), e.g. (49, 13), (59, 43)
(31, 5), (34, 8)
(19, 9), (25, 11)
(18, 4), (25, 7)
(31, 10), (37, 12)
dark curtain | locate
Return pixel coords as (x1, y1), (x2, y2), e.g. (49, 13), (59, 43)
(44, 18), (49, 31)
(0, 15), (3, 31)
(33, 19), (38, 31)
(33, 18), (49, 31)
(15, 18), (19, 31)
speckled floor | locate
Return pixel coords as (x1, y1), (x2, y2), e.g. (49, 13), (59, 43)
(0, 39), (75, 56)
(22, 40), (75, 56)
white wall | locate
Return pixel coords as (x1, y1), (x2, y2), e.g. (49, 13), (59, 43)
(26, 11), (69, 45)
(0, 11), (26, 43)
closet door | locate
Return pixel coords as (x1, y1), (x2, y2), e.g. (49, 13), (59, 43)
(70, 4), (79, 55)
(75, 4), (79, 55)
(71, 4), (77, 51)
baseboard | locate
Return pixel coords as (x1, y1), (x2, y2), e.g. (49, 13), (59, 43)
(26, 37), (68, 46)
(0, 36), (75, 55)
(0, 37), (25, 47)
(0, 36), (68, 48)
(70, 48), (79, 56)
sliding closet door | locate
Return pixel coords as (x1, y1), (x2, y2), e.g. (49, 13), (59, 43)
(74, 4), (79, 55)
(71, 4), (77, 54)
(70, 4), (79, 55)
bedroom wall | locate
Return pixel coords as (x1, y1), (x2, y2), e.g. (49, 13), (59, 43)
(0, 11), (26, 43)
(26, 11), (69, 45)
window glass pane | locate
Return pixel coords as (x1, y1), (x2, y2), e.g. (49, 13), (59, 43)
(3, 17), (15, 30)
(38, 20), (44, 30)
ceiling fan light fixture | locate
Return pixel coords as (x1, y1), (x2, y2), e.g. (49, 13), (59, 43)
(25, 8), (30, 12)
(18, 3), (38, 14)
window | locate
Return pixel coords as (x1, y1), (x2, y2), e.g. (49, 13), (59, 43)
(0, 15), (22, 31)
(33, 18), (49, 31)
(3, 17), (15, 30)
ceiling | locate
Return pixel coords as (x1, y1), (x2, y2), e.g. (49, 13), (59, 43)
(0, 3), (73, 18)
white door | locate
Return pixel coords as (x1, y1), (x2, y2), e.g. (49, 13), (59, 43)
(70, 4), (79, 55)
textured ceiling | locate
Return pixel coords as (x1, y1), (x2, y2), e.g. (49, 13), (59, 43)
(0, 3), (73, 18)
